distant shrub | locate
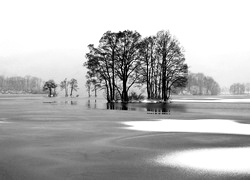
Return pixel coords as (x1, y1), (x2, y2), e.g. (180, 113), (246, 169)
(128, 91), (145, 101)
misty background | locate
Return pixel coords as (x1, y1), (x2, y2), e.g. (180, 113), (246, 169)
(0, 0), (250, 97)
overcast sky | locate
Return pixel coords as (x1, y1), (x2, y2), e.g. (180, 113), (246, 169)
(0, 0), (250, 94)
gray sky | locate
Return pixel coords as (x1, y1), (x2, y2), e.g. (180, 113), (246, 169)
(0, 0), (250, 94)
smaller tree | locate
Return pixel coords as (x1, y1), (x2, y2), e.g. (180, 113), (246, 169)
(85, 79), (92, 97)
(186, 72), (220, 95)
(245, 83), (250, 95)
(43, 80), (57, 97)
(69, 78), (78, 97)
(230, 83), (245, 95)
(91, 78), (100, 97)
(60, 78), (69, 97)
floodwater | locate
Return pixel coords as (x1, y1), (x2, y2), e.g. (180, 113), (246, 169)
(41, 96), (187, 115)
(1, 94), (250, 179)
(40, 96), (250, 117)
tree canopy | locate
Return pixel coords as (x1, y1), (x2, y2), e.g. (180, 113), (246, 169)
(230, 83), (245, 95)
(60, 78), (69, 97)
(43, 80), (57, 97)
(69, 78), (78, 97)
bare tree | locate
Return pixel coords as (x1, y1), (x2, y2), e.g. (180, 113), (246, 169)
(85, 44), (113, 101)
(43, 80), (57, 97)
(154, 30), (188, 101)
(60, 78), (69, 97)
(85, 30), (143, 102)
(85, 78), (92, 97)
(115, 30), (143, 102)
(245, 83), (250, 95)
(69, 78), (78, 97)
(230, 83), (245, 95)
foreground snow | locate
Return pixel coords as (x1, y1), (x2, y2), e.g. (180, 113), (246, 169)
(156, 147), (250, 174)
(122, 119), (250, 135)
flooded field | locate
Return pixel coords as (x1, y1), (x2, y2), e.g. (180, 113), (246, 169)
(1, 94), (250, 180)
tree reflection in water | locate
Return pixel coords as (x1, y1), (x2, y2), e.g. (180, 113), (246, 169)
(105, 102), (184, 114)
(64, 100), (77, 105)
(106, 103), (128, 110)
(85, 99), (186, 114)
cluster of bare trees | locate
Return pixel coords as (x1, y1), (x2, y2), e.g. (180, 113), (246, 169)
(43, 78), (78, 97)
(0, 75), (43, 94)
(0, 75), (79, 97)
(59, 78), (78, 97)
(84, 30), (188, 102)
(185, 73), (220, 95)
(229, 83), (250, 95)
(85, 76), (100, 98)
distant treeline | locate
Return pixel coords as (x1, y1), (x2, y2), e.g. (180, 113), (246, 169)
(185, 72), (220, 95)
(181, 73), (250, 96)
(0, 75), (44, 94)
(229, 83), (250, 95)
(172, 72), (221, 95)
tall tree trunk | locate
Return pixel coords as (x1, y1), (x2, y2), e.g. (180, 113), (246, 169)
(122, 85), (128, 102)
(162, 66), (167, 101)
(150, 46), (154, 99)
(88, 87), (91, 97)
(105, 61), (113, 101)
(146, 55), (151, 99)
(161, 47), (167, 101)
(94, 84), (97, 97)
(166, 81), (170, 100)
(70, 87), (73, 97)
(105, 80), (110, 102)
(112, 49), (115, 101)
(53, 88), (56, 97)
(122, 76), (128, 102)
(65, 87), (68, 97)
(108, 78), (112, 101)
(49, 88), (52, 97)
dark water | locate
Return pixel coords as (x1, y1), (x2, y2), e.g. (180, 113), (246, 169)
(79, 98), (186, 115)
